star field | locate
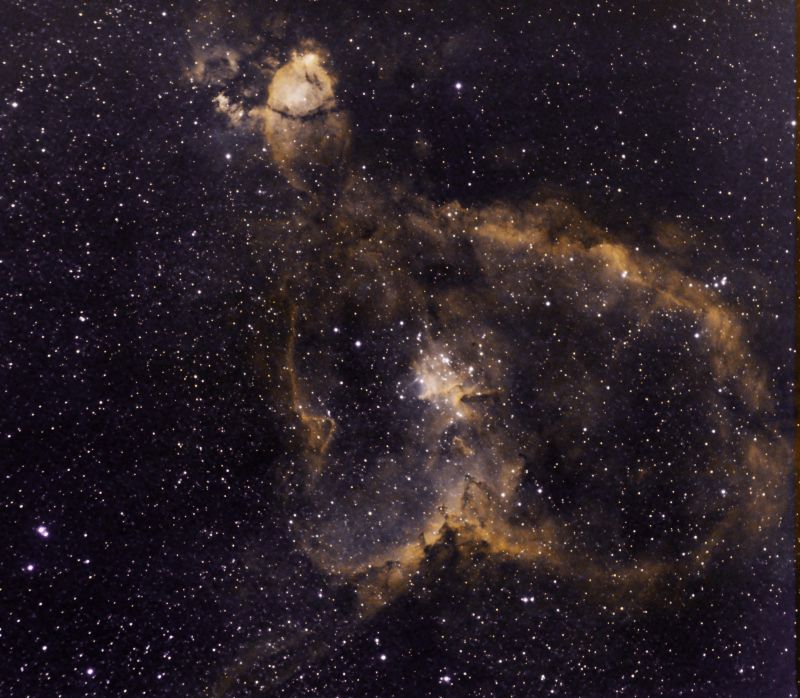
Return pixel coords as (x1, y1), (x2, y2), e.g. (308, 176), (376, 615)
(1, 2), (796, 697)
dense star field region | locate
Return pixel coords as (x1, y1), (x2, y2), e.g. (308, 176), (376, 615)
(1, 1), (796, 697)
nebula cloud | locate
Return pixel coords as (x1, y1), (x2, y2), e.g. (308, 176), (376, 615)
(254, 47), (350, 191)
(198, 33), (792, 697)
(268, 183), (786, 605)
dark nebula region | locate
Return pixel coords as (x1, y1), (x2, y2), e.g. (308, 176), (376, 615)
(2, 2), (796, 697)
